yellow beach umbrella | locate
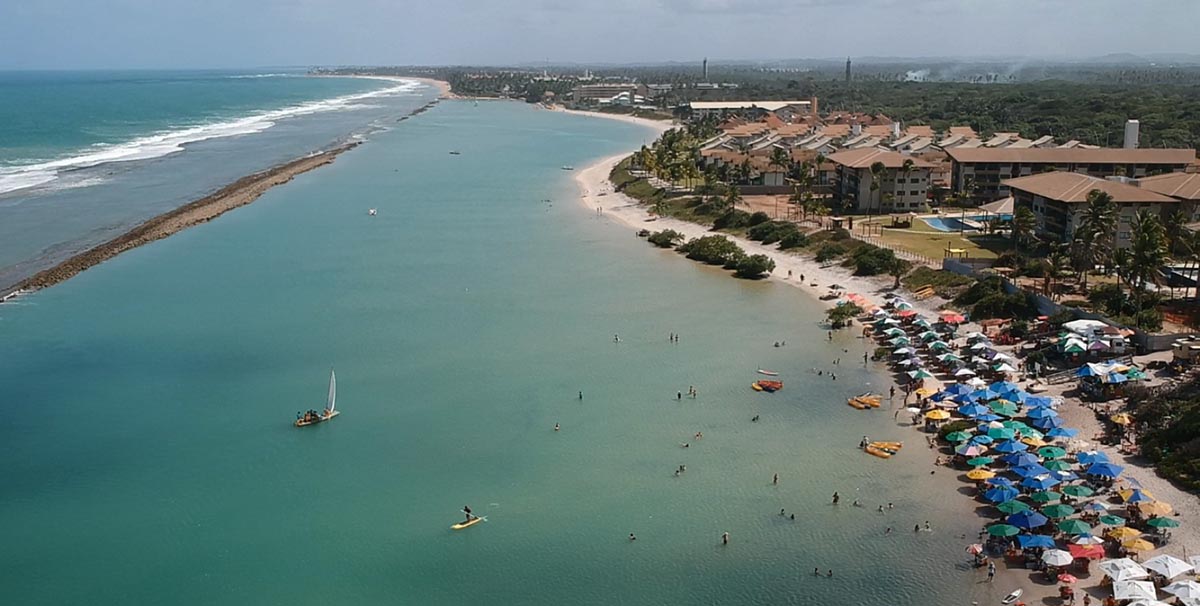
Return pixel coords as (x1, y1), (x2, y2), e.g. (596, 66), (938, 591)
(1119, 489), (1156, 502)
(915, 387), (939, 397)
(1122, 538), (1155, 552)
(966, 469), (996, 481)
(1021, 436), (1049, 448)
(925, 409), (951, 420)
(1138, 502), (1174, 517)
(1111, 413), (1133, 426)
(1108, 527), (1141, 540)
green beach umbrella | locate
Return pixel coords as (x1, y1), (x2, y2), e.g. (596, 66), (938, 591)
(967, 456), (995, 467)
(987, 524), (1021, 537)
(996, 500), (1032, 514)
(1060, 485), (1093, 498)
(1099, 515), (1127, 526)
(884, 328), (905, 337)
(1057, 519), (1092, 535)
(1147, 517), (1181, 528)
(1038, 446), (1068, 460)
(1043, 460), (1074, 472)
(1042, 504), (1076, 518)
(945, 431), (973, 443)
(931, 341), (952, 352)
(1030, 491), (1061, 503)
(990, 401), (1019, 417)
(987, 427), (1016, 440)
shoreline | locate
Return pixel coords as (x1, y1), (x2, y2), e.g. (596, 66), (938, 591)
(6, 144), (359, 297)
(572, 147), (1198, 605)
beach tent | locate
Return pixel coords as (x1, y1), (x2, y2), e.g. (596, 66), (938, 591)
(1143, 555), (1194, 580)
(1099, 559), (1149, 582)
(1113, 580), (1159, 602)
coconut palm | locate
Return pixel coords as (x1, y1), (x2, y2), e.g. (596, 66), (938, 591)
(769, 147), (790, 177)
(1074, 189), (1118, 291)
(1012, 206), (1037, 248)
(1127, 209), (1168, 311)
(869, 160), (886, 216)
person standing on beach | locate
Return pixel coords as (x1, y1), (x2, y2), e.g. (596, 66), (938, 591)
(677, 391), (682, 401)
(986, 560), (995, 582)
(832, 492), (840, 504)
(579, 391), (583, 400)
(722, 532), (729, 545)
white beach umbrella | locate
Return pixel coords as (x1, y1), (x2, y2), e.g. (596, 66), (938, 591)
(994, 363), (1018, 373)
(1164, 580), (1200, 600)
(993, 352), (1017, 362)
(1100, 558), (1150, 582)
(1042, 549), (1074, 567)
(1113, 580), (1158, 601)
(1124, 600), (1172, 606)
(955, 368), (977, 377)
(1073, 534), (1105, 545)
(1143, 555), (1194, 579)
(967, 378), (987, 387)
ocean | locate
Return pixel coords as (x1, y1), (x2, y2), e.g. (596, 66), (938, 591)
(0, 97), (997, 605)
(0, 69), (437, 291)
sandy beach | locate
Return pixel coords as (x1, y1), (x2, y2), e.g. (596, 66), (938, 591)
(575, 147), (1199, 605)
(9, 144), (358, 296)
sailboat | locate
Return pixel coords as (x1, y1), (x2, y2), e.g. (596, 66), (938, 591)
(294, 369), (339, 427)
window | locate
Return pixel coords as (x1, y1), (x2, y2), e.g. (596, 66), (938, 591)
(910, 191), (919, 196)
(910, 178), (920, 183)
(1118, 231), (1130, 241)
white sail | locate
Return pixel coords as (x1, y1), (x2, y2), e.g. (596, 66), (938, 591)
(327, 369), (337, 413)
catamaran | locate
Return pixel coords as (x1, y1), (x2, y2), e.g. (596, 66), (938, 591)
(295, 369), (339, 427)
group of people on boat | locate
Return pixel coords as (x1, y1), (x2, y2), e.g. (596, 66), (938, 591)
(296, 409), (328, 424)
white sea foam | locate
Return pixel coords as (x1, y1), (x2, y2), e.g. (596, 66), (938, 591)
(226, 73), (297, 79)
(0, 78), (423, 196)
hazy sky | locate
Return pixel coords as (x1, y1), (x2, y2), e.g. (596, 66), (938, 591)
(2, 0), (1199, 69)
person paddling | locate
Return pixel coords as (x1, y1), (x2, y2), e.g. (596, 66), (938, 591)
(463, 505), (473, 522)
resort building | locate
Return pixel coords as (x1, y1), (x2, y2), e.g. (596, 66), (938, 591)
(1003, 172), (1179, 248)
(946, 147), (1197, 200)
(1137, 172), (1200, 224)
(827, 149), (933, 213)
(572, 83), (644, 104)
(689, 99), (817, 120)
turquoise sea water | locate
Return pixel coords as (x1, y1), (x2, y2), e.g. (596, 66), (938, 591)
(1, 101), (997, 605)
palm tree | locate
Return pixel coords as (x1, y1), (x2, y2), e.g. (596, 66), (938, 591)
(1164, 208), (1188, 257)
(1127, 209), (1168, 312)
(814, 153), (827, 186)
(769, 147), (790, 178)
(1075, 189), (1118, 292)
(869, 160), (886, 217)
(900, 158), (915, 200)
(724, 185), (742, 213)
(1012, 206), (1036, 249)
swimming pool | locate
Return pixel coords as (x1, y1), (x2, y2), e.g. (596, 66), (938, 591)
(923, 214), (1013, 232)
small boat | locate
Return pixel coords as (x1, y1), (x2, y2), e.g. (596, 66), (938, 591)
(752, 380), (783, 393)
(561, 166), (574, 171)
(294, 370), (339, 427)
(368, 208), (377, 216)
(1001, 589), (1023, 605)
(449, 150), (461, 155)
(451, 516), (486, 530)
(756, 369), (779, 376)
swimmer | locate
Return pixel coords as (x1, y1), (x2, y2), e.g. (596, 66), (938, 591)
(722, 532), (729, 545)
(629, 533), (636, 541)
(554, 423), (560, 431)
(773, 473), (779, 485)
(832, 492), (840, 504)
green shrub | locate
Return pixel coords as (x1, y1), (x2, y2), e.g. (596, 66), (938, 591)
(815, 242), (847, 263)
(851, 246), (898, 276)
(712, 209), (752, 230)
(677, 235), (745, 266)
(748, 211), (771, 226)
(778, 231), (808, 250)
(647, 229), (685, 248)
(735, 254), (776, 279)
(825, 303), (862, 328)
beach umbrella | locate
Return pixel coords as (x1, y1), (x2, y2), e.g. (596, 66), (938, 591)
(1073, 535), (1105, 546)
(1099, 515), (1127, 526)
(1008, 510), (1049, 529)
(896, 309), (918, 318)
(1164, 580), (1200, 600)
(966, 456), (995, 467)
(969, 434), (995, 445)
(884, 328), (906, 337)
(1100, 558), (1150, 582)
(971, 388), (1000, 401)
(956, 444), (987, 457)
(1050, 470), (1079, 482)
(992, 440), (1028, 454)
(893, 347), (917, 355)
(954, 368), (977, 377)
(988, 380), (1019, 393)
(1026, 407), (1058, 420)
(1002, 452), (1040, 467)
(1076, 451), (1109, 465)
(1042, 549), (1074, 567)
(945, 431), (972, 443)
(918, 330), (939, 342)
(966, 543), (985, 555)
(1070, 544), (1106, 560)
(994, 363), (1018, 373)
(1026, 395), (1055, 407)
(1108, 527), (1142, 540)
(957, 403), (990, 417)
(909, 369), (935, 380)
(1104, 372), (1129, 384)
(1083, 502), (1110, 512)
(989, 401), (1019, 417)
(1017, 534), (1057, 549)
(944, 383), (973, 396)
(1123, 539), (1157, 553)
(1003, 419), (1033, 432)
(984, 486), (1020, 503)
(986, 477), (1015, 487)
(1020, 435), (1049, 447)
(1144, 555), (1194, 579)
(996, 500), (1032, 514)
(1005, 390), (1029, 404)
(941, 312), (966, 324)
(1021, 475), (1061, 491)
(1031, 415), (1064, 430)
(1139, 502), (1174, 517)
(924, 409), (951, 420)
(938, 353), (963, 362)
(1038, 446), (1068, 459)
(1060, 485), (1093, 498)
(1087, 462), (1124, 478)
(1043, 460), (1074, 471)
(986, 523), (1021, 537)
(1058, 573), (1079, 584)
(1147, 517), (1181, 529)
(1058, 519), (1092, 535)
(930, 341), (952, 352)
(1114, 580), (1159, 601)
(1047, 427), (1079, 439)
(1121, 489), (1154, 503)
(987, 427), (1016, 440)
(975, 413), (1003, 422)
(1042, 504), (1076, 518)
(966, 469), (996, 481)
(889, 336), (911, 345)
(912, 318), (932, 328)
(894, 301), (913, 310)
(896, 358), (919, 366)
(1013, 464), (1052, 478)
(1111, 412), (1133, 425)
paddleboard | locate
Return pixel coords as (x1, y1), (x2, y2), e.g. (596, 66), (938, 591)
(451, 516), (486, 530)
(1001, 588), (1023, 604)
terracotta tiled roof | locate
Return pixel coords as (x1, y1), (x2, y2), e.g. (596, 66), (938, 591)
(1002, 172), (1178, 204)
(826, 148), (935, 169)
(946, 147), (1196, 164)
(1138, 172), (1200, 201)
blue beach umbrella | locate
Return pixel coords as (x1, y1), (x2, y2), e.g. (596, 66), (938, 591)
(1026, 396), (1054, 408)
(1026, 407), (1058, 420)
(1017, 534), (1057, 549)
(975, 413), (1003, 422)
(1086, 462), (1124, 478)
(1031, 415), (1064, 430)
(1050, 470), (1078, 482)
(1076, 451), (1109, 465)
(971, 388), (1000, 401)
(1002, 452), (1040, 467)
(990, 381), (1020, 394)
(945, 383), (973, 396)
(986, 477), (1015, 487)
(958, 403), (990, 417)
(1013, 464), (1052, 478)
(1124, 489), (1154, 503)
(969, 434), (995, 445)
(993, 440), (1028, 454)
(1007, 510), (1049, 529)
(984, 486), (1020, 503)
(1021, 475), (1061, 491)
(1005, 390), (1029, 403)
(1047, 427), (1079, 439)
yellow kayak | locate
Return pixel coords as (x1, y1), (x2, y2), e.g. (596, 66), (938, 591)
(864, 445), (894, 458)
(451, 516), (485, 530)
(870, 441), (903, 450)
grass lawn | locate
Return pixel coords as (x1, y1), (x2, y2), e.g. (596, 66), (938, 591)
(875, 228), (1004, 260)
